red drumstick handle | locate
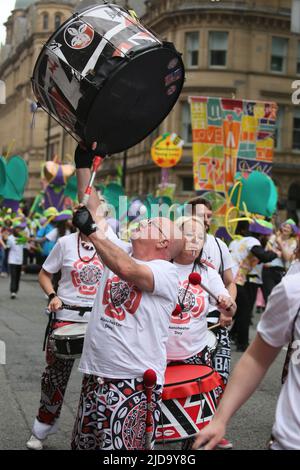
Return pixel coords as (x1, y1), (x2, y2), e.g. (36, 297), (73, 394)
(143, 369), (157, 450)
(189, 273), (231, 311)
(82, 156), (103, 206)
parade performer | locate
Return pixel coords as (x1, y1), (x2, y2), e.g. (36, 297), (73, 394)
(193, 248), (300, 450)
(34, 207), (59, 265)
(229, 220), (277, 352)
(167, 215), (236, 366)
(70, 147), (184, 450)
(26, 223), (104, 450)
(262, 219), (298, 302)
(7, 220), (27, 299)
(189, 198), (236, 383)
(166, 215), (236, 450)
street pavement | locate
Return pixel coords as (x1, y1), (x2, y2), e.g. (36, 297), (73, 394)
(0, 274), (286, 451)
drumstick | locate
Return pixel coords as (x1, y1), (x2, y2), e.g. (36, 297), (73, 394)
(82, 156), (104, 206)
(189, 273), (232, 312)
(143, 369), (157, 450)
(208, 322), (221, 330)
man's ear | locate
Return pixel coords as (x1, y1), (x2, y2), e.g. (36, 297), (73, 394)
(156, 239), (169, 250)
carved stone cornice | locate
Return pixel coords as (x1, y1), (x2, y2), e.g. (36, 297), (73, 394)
(144, 9), (291, 35)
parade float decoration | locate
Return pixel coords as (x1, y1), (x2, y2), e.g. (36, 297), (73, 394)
(42, 158), (75, 211)
(151, 132), (184, 201)
(189, 96), (278, 237)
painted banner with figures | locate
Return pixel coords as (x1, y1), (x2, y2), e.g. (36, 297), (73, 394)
(189, 96), (277, 229)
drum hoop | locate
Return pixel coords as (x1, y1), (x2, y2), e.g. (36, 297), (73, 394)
(162, 371), (223, 401)
(53, 323), (87, 340)
(53, 333), (85, 340)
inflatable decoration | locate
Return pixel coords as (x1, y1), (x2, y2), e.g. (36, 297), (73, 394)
(42, 160), (75, 210)
(0, 155), (29, 212)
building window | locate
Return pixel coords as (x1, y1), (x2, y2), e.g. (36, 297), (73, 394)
(297, 41), (300, 75)
(55, 14), (62, 30)
(185, 31), (199, 68)
(182, 176), (194, 192)
(181, 102), (193, 144)
(209, 31), (228, 67)
(274, 106), (284, 151)
(43, 13), (49, 30)
(293, 109), (300, 150)
(271, 37), (288, 73)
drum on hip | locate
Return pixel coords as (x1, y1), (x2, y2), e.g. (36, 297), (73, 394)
(206, 330), (218, 357)
(156, 364), (224, 442)
(50, 323), (87, 359)
(32, 2), (185, 156)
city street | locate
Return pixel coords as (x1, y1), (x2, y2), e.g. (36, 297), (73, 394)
(0, 273), (286, 451)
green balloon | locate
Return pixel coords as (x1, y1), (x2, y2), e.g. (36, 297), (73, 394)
(0, 157), (7, 196)
(230, 171), (278, 217)
(3, 155), (28, 201)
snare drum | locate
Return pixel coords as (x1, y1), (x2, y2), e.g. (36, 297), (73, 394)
(51, 323), (87, 359)
(32, 3), (184, 155)
(156, 364), (224, 442)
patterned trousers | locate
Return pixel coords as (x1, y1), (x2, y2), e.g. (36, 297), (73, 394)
(36, 321), (75, 427)
(71, 374), (162, 450)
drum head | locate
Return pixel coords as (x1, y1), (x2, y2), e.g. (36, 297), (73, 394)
(53, 323), (87, 338)
(165, 364), (213, 386)
(85, 46), (185, 154)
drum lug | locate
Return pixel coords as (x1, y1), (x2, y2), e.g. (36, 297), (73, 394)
(67, 341), (71, 355)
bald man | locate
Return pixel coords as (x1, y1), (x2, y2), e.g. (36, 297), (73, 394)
(71, 151), (184, 450)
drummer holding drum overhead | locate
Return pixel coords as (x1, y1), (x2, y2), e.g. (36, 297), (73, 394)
(26, 148), (105, 451)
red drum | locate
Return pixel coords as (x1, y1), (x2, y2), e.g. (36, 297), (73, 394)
(156, 365), (224, 442)
(32, 2), (185, 156)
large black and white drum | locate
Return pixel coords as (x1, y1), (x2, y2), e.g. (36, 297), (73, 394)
(32, 2), (185, 155)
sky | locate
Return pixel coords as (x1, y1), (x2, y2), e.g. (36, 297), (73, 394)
(0, 0), (15, 45)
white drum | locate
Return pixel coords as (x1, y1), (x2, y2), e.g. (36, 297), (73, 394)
(206, 330), (218, 356)
(51, 323), (87, 359)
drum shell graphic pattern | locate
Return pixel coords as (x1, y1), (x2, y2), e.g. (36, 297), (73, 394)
(32, 3), (185, 155)
(156, 365), (224, 442)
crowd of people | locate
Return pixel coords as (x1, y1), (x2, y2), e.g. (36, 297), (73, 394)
(0, 146), (299, 451)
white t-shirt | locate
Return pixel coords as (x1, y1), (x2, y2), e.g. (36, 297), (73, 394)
(203, 235), (234, 273)
(166, 262), (229, 361)
(286, 260), (300, 276)
(7, 235), (24, 265)
(229, 236), (261, 285)
(43, 233), (103, 322)
(79, 236), (179, 385)
(46, 228), (71, 243)
(257, 273), (300, 450)
(202, 234), (234, 314)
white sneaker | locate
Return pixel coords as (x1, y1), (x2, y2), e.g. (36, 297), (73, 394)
(11, 293), (16, 299)
(26, 434), (45, 450)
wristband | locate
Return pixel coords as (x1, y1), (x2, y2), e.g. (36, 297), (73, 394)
(48, 292), (57, 302)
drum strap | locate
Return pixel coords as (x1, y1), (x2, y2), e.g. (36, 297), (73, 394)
(43, 311), (56, 352)
(61, 304), (93, 317)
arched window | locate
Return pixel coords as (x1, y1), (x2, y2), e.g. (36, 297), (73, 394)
(43, 13), (49, 30)
(55, 13), (62, 30)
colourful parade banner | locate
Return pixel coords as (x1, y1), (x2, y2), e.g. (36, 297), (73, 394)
(189, 96), (277, 229)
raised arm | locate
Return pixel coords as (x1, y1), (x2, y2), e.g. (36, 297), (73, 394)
(192, 333), (281, 450)
(74, 144), (105, 219)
